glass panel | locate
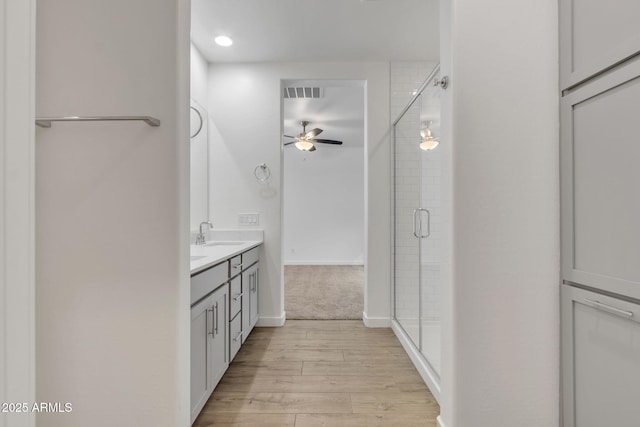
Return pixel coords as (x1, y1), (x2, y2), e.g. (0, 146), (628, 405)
(419, 73), (441, 377)
(393, 96), (422, 347)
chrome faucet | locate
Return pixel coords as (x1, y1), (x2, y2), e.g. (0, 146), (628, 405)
(196, 221), (213, 245)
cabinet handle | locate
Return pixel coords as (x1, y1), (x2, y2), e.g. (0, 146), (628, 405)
(233, 292), (244, 301)
(584, 299), (634, 318)
(232, 263), (243, 270)
(232, 331), (243, 342)
(214, 302), (219, 335)
(252, 272), (257, 292)
(413, 209), (420, 238)
(207, 308), (214, 336)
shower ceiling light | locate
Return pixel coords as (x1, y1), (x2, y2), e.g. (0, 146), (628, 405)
(214, 35), (233, 47)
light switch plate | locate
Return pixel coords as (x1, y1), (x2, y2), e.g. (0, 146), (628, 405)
(238, 213), (259, 226)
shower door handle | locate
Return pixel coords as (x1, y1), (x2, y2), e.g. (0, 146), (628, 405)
(414, 208), (430, 239)
(413, 209), (420, 238)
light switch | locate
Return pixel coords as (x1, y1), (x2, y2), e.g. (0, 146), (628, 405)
(238, 213), (259, 226)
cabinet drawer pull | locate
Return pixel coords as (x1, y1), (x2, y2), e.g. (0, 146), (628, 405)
(233, 292), (244, 301)
(232, 263), (243, 270)
(214, 302), (219, 335)
(584, 299), (634, 318)
(232, 331), (243, 342)
(207, 308), (214, 335)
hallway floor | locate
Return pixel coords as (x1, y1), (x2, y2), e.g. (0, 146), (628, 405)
(284, 266), (364, 320)
(193, 320), (439, 427)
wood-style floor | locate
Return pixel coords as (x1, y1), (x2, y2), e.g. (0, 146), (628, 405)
(193, 320), (439, 427)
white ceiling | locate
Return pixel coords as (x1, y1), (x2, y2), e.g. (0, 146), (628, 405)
(191, 0), (439, 63)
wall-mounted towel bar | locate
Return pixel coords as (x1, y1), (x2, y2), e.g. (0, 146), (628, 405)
(35, 116), (160, 128)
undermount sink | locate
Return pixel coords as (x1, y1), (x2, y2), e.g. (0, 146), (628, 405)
(204, 241), (244, 247)
(190, 255), (207, 261)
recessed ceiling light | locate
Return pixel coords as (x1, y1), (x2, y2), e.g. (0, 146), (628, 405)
(214, 35), (233, 47)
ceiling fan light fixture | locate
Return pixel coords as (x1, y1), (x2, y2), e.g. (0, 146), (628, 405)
(295, 140), (315, 151)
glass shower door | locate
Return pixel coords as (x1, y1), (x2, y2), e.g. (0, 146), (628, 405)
(418, 74), (441, 376)
(393, 66), (442, 378)
(393, 96), (422, 347)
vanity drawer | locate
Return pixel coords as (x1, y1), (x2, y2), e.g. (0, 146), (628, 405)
(229, 255), (242, 277)
(229, 313), (242, 361)
(191, 261), (228, 305)
(229, 275), (242, 320)
(242, 247), (259, 268)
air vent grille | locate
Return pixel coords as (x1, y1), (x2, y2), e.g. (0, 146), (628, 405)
(284, 87), (321, 99)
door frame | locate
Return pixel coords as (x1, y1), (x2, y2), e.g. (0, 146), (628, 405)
(280, 79), (368, 320)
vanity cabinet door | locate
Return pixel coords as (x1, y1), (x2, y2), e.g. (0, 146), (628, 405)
(209, 284), (229, 389)
(561, 285), (640, 427)
(190, 284), (229, 424)
(241, 262), (259, 343)
(241, 267), (251, 343)
(190, 295), (213, 423)
(249, 264), (259, 330)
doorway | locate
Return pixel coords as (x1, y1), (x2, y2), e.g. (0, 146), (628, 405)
(282, 80), (366, 320)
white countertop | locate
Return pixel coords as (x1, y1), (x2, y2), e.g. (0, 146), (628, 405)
(189, 230), (264, 275)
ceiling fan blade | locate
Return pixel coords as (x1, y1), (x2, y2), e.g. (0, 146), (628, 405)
(284, 141), (297, 146)
(312, 139), (343, 145)
(283, 134), (297, 138)
(305, 128), (323, 138)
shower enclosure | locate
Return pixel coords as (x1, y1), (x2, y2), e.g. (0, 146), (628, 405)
(392, 65), (442, 391)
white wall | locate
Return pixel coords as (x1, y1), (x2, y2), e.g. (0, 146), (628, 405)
(35, 1), (190, 426)
(439, 0), (559, 426)
(190, 43), (208, 107)
(207, 61), (390, 326)
(283, 85), (365, 265)
(284, 146), (364, 265)
(1, 1), (36, 426)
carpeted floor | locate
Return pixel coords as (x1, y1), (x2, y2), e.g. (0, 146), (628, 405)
(284, 265), (364, 320)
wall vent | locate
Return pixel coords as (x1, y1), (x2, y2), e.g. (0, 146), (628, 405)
(284, 87), (322, 99)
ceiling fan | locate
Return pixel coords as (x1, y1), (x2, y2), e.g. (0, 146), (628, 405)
(284, 121), (343, 152)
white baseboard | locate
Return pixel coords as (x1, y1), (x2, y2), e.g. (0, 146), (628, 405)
(284, 261), (364, 266)
(436, 416), (446, 427)
(255, 311), (286, 327)
(362, 312), (391, 327)
(391, 319), (441, 404)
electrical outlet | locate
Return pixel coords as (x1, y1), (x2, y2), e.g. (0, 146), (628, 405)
(238, 213), (259, 226)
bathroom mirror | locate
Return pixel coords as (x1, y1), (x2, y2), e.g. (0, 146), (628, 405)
(190, 99), (209, 232)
